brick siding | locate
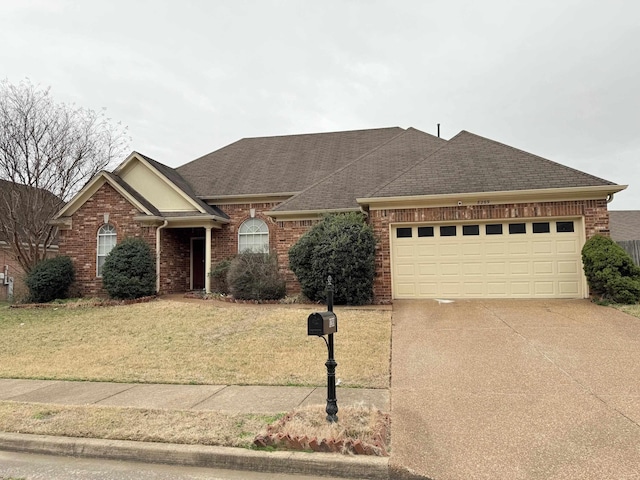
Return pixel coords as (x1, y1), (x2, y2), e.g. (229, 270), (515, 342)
(58, 183), (155, 297)
(369, 199), (610, 303)
(59, 185), (610, 303)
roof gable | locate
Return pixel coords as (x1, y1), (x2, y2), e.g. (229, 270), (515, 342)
(176, 127), (405, 199)
(272, 128), (447, 213)
(369, 130), (617, 199)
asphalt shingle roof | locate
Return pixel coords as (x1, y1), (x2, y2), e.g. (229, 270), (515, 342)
(176, 127), (405, 198)
(609, 211), (640, 241)
(273, 128), (447, 212)
(370, 131), (616, 198)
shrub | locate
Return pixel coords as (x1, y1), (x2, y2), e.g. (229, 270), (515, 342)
(210, 258), (232, 294)
(227, 252), (286, 301)
(581, 235), (640, 304)
(288, 212), (376, 305)
(25, 256), (75, 303)
(102, 237), (156, 300)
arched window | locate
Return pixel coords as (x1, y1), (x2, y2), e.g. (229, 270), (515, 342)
(238, 218), (269, 253)
(97, 224), (117, 277)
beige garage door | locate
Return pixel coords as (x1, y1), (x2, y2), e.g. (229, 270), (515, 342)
(391, 219), (585, 299)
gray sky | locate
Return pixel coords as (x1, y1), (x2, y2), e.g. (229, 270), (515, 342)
(2, 0), (639, 209)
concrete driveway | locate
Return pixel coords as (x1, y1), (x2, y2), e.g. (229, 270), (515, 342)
(390, 299), (640, 480)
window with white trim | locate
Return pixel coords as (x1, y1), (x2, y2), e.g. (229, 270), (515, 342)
(97, 224), (117, 277)
(238, 218), (269, 253)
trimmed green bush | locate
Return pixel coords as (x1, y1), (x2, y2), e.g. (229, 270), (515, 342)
(25, 256), (75, 303)
(210, 258), (232, 294)
(581, 234), (640, 304)
(102, 237), (156, 300)
(227, 252), (286, 301)
(288, 212), (376, 305)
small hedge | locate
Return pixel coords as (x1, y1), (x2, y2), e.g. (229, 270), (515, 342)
(102, 237), (156, 300)
(288, 212), (376, 305)
(227, 252), (286, 301)
(25, 256), (75, 303)
(581, 235), (640, 304)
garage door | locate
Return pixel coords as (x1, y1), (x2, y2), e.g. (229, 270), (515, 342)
(391, 219), (585, 299)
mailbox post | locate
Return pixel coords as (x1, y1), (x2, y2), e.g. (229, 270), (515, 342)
(307, 276), (338, 423)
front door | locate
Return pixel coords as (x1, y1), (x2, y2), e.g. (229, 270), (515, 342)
(191, 237), (205, 290)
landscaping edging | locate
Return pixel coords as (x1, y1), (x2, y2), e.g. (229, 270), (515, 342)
(9, 296), (157, 309)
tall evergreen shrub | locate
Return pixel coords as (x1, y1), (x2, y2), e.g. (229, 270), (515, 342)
(102, 237), (156, 300)
(25, 256), (75, 303)
(581, 234), (640, 304)
(288, 212), (376, 305)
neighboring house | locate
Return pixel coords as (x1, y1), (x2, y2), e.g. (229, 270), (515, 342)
(51, 127), (626, 302)
(609, 210), (640, 265)
(609, 211), (640, 242)
(0, 179), (60, 301)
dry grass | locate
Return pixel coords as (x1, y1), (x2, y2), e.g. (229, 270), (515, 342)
(258, 404), (390, 455)
(0, 299), (391, 388)
(615, 304), (640, 318)
(0, 401), (276, 448)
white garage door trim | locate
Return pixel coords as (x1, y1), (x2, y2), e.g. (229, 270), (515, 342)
(391, 217), (587, 299)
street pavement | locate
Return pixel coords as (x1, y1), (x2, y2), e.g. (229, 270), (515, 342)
(0, 450), (354, 480)
(389, 299), (640, 480)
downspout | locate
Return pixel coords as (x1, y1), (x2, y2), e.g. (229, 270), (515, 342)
(607, 193), (615, 203)
(156, 220), (168, 294)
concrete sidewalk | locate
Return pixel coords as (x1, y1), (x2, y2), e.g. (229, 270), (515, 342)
(0, 379), (389, 413)
(0, 379), (391, 479)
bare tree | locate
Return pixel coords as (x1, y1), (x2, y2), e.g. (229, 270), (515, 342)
(0, 78), (129, 273)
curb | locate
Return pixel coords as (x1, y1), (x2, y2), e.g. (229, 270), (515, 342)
(0, 432), (389, 479)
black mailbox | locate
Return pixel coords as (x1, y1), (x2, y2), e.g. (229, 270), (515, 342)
(307, 311), (338, 336)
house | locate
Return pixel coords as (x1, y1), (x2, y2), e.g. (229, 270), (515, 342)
(0, 179), (61, 301)
(609, 210), (640, 265)
(51, 127), (626, 302)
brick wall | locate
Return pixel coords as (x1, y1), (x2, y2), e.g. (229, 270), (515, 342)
(0, 246), (29, 301)
(58, 183), (156, 297)
(210, 203), (315, 295)
(368, 199), (610, 303)
(159, 228), (191, 293)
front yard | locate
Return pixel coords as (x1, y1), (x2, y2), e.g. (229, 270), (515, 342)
(0, 299), (391, 389)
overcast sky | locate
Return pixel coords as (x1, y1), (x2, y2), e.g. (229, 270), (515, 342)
(2, 0), (639, 208)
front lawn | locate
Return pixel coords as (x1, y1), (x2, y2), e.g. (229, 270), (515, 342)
(0, 299), (391, 389)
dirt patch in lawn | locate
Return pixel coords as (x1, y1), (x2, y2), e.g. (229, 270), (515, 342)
(0, 300), (391, 388)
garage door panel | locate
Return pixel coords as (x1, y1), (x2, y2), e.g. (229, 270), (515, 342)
(532, 241), (553, 255)
(462, 243), (482, 256)
(395, 244), (414, 258)
(533, 261), (554, 275)
(418, 263), (438, 276)
(487, 282), (508, 296)
(559, 281), (579, 295)
(439, 244), (460, 257)
(510, 262), (530, 275)
(556, 239), (579, 254)
(416, 244), (438, 257)
(392, 220), (584, 299)
(463, 263), (484, 276)
(486, 262), (507, 275)
(510, 282), (532, 296)
(440, 263), (461, 276)
(441, 282), (462, 296)
(534, 282), (555, 296)
(485, 242), (507, 256)
(396, 264), (415, 277)
(509, 242), (529, 255)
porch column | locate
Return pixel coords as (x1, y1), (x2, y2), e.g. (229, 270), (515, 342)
(205, 226), (212, 293)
